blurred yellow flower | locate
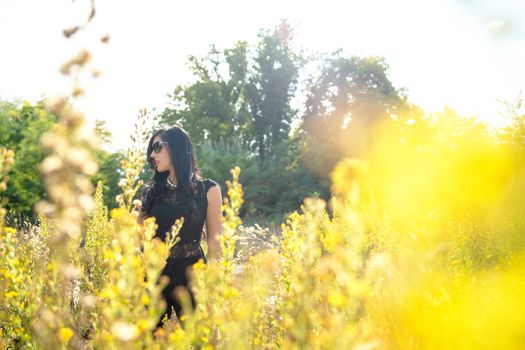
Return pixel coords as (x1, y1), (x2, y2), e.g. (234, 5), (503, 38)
(327, 290), (347, 308)
(58, 327), (74, 343)
(5, 291), (18, 299)
(169, 328), (186, 343)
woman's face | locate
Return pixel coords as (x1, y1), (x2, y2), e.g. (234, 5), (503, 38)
(150, 136), (172, 173)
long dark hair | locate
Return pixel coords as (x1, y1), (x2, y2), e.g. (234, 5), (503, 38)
(140, 126), (202, 226)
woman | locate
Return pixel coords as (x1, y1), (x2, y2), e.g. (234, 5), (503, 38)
(138, 126), (223, 325)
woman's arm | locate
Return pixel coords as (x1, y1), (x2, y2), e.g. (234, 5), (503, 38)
(205, 185), (223, 260)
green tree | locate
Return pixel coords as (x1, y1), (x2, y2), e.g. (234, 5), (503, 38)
(156, 42), (252, 146)
(245, 20), (302, 165)
(0, 102), (123, 216)
(0, 100), (56, 217)
(91, 119), (124, 211)
(154, 22), (417, 221)
(302, 53), (409, 175)
(498, 93), (525, 148)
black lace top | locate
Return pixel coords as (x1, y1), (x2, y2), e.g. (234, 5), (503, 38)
(142, 177), (220, 322)
(141, 178), (219, 247)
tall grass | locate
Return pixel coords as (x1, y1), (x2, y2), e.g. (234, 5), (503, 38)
(2, 109), (525, 349)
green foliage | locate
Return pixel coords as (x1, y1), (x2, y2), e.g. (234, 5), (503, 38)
(91, 119), (125, 211)
(155, 21), (421, 221)
(157, 42), (252, 146)
(240, 138), (330, 223)
(195, 140), (257, 191)
(303, 53), (411, 175)
(196, 137), (330, 225)
(82, 181), (109, 292)
(157, 20), (302, 161)
(0, 101), (56, 216)
(92, 151), (123, 211)
(0, 102), (125, 217)
(0, 225), (43, 348)
(499, 92), (525, 148)
(245, 20), (302, 163)
(156, 21), (314, 221)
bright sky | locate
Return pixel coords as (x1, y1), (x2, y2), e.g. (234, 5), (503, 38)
(1, 0), (524, 152)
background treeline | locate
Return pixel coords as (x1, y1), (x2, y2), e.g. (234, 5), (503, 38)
(0, 101), (122, 224)
(154, 20), (418, 224)
(1, 20), (522, 225)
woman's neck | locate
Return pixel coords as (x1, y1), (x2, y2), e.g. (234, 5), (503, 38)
(168, 171), (177, 185)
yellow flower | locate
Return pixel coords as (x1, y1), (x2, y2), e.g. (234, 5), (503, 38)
(169, 328), (186, 343)
(59, 327), (74, 343)
(4, 227), (16, 235)
(141, 294), (150, 305)
(5, 291), (18, 299)
(327, 290), (347, 308)
(224, 286), (240, 299)
(137, 319), (151, 332)
(193, 259), (207, 272)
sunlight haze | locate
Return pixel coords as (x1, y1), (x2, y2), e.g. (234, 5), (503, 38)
(0, 0), (523, 151)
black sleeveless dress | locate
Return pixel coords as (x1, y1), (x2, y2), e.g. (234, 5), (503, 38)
(142, 177), (219, 323)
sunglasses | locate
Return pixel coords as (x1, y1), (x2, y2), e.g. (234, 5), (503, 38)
(152, 141), (168, 153)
